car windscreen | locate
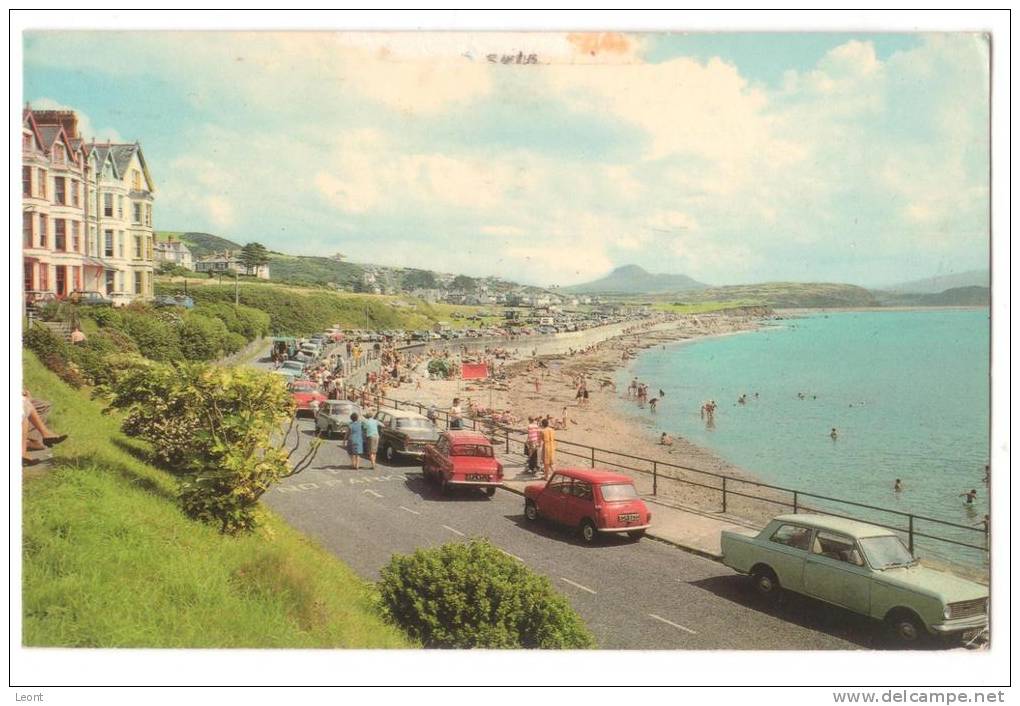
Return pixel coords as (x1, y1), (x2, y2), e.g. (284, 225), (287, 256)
(396, 418), (433, 430)
(599, 483), (638, 501)
(859, 535), (915, 569)
(451, 444), (493, 457)
(291, 383), (317, 392)
(326, 404), (355, 415)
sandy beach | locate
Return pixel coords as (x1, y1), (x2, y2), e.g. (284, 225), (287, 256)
(394, 312), (792, 525)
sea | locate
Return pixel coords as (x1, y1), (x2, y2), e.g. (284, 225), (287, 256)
(619, 309), (991, 571)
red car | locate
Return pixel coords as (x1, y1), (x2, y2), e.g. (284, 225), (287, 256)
(423, 430), (504, 496)
(289, 379), (327, 417)
(524, 468), (652, 543)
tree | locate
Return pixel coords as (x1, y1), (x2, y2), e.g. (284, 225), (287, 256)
(239, 242), (270, 275)
(452, 274), (477, 292)
(402, 269), (437, 291)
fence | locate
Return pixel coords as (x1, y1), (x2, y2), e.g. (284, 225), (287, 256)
(374, 393), (988, 563)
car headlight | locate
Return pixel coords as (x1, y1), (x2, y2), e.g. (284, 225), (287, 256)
(943, 605), (952, 620)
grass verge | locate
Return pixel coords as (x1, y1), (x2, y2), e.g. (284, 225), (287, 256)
(21, 352), (412, 648)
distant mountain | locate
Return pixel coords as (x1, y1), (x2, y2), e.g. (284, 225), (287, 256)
(885, 269), (989, 294)
(875, 286), (991, 307)
(565, 265), (707, 295)
(157, 231), (242, 259)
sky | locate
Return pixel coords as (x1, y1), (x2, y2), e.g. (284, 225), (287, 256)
(23, 31), (990, 288)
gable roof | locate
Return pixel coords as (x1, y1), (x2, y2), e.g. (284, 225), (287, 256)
(22, 108), (44, 149)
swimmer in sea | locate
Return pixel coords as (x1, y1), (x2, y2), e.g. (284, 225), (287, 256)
(960, 488), (978, 504)
(830, 427), (838, 440)
(894, 479), (903, 492)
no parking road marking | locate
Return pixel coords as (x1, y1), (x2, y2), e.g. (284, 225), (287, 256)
(274, 474), (408, 494)
(648, 613), (697, 635)
(560, 578), (597, 595)
(442, 525), (466, 537)
(399, 506), (421, 515)
(363, 489), (383, 498)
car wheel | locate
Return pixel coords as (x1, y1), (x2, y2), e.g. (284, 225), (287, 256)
(751, 566), (780, 600)
(524, 500), (538, 521)
(627, 529), (646, 540)
(383, 443), (396, 464)
(485, 487), (496, 497)
(886, 610), (926, 646)
(580, 519), (598, 544)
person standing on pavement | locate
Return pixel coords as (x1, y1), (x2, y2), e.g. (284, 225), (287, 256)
(526, 416), (540, 474)
(347, 412), (364, 470)
(362, 412), (381, 470)
(540, 417), (556, 480)
(450, 397), (463, 430)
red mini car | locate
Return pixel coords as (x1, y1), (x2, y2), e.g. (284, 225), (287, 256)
(289, 379), (327, 417)
(524, 468), (652, 543)
(423, 430), (504, 496)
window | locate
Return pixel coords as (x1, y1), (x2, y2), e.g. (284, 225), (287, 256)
(23, 133), (32, 150)
(39, 215), (48, 248)
(39, 265), (49, 291)
(54, 219), (66, 251)
(72, 222), (80, 252)
(859, 535), (914, 570)
(769, 524), (812, 551)
(23, 213), (33, 247)
(24, 261), (33, 292)
(451, 444), (494, 458)
(37, 169), (46, 198)
(811, 531), (864, 566)
(135, 235), (142, 259)
(133, 202), (142, 224)
(55, 177), (66, 205)
(104, 230), (114, 257)
(135, 271), (143, 294)
(105, 270), (115, 295)
(71, 180), (79, 207)
(118, 231), (125, 258)
(22, 166), (31, 196)
(103, 193), (113, 217)
(55, 266), (66, 296)
(572, 480), (594, 501)
(52, 145), (65, 164)
(547, 475), (572, 495)
(145, 204), (152, 226)
(600, 483), (639, 501)
(117, 195), (124, 219)
(132, 170), (142, 191)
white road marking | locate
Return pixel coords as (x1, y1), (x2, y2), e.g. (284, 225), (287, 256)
(499, 549), (524, 563)
(363, 489), (383, 498)
(399, 505), (421, 515)
(648, 613), (697, 635)
(559, 577), (597, 595)
(442, 525), (465, 537)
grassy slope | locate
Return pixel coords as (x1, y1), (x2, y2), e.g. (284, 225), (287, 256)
(21, 352), (411, 648)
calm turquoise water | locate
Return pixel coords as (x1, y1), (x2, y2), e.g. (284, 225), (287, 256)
(620, 309), (990, 567)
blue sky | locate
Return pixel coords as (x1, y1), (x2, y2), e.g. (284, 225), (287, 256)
(24, 31), (989, 287)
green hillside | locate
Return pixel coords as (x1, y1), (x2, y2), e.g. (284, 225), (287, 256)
(672, 282), (879, 309)
(21, 352), (411, 648)
(156, 231), (242, 258)
(266, 253), (364, 288)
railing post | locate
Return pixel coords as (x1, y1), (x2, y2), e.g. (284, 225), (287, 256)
(793, 491), (799, 514)
(908, 515), (915, 554)
(653, 461), (658, 496)
(394, 400), (400, 410)
(505, 429), (510, 453)
(590, 447), (595, 468)
(721, 477), (727, 513)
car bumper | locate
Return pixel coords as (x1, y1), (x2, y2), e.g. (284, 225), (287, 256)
(930, 615), (988, 635)
(599, 524), (651, 533)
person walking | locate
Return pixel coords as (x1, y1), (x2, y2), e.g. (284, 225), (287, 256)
(540, 418), (556, 480)
(347, 412), (364, 470)
(362, 412), (381, 470)
(450, 397), (463, 430)
(526, 416), (540, 474)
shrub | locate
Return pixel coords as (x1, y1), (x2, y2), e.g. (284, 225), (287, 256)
(427, 358), (453, 379)
(377, 539), (596, 649)
(24, 325), (94, 388)
(121, 311), (181, 361)
(178, 313), (230, 360)
(104, 359), (312, 533)
(88, 307), (123, 328)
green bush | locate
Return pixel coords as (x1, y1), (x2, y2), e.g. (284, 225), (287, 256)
(178, 313), (231, 360)
(104, 359), (308, 533)
(377, 539), (596, 649)
(121, 311), (181, 361)
(427, 358), (453, 378)
(24, 325), (111, 387)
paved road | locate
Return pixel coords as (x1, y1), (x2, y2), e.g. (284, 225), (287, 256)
(262, 418), (920, 650)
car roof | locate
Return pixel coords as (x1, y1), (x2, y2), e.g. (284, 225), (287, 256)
(444, 430), (491, 445)
(386, 409), (429, 419)
(553, 467), (636, 484)
(772, 514), (897, 539)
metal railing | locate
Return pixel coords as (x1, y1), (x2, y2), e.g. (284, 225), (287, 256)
(372, 393), (988, 560)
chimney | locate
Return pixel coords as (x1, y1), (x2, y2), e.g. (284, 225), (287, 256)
(32, 110), (80, 139)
